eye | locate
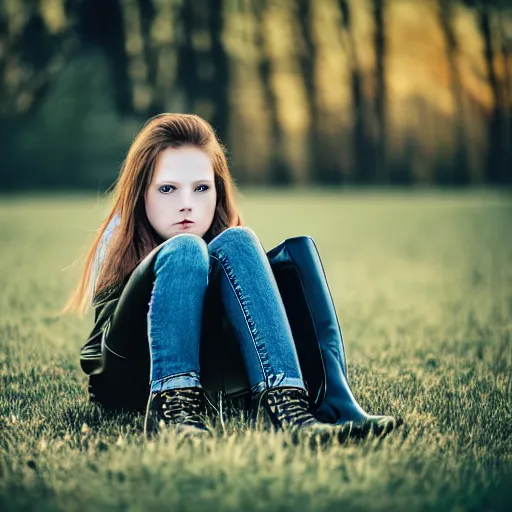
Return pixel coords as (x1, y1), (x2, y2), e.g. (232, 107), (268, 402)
(158, 185), (176, 194)
(196, 185), (209, 192)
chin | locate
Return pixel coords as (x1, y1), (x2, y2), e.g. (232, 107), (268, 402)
(167, 229), (197, 239)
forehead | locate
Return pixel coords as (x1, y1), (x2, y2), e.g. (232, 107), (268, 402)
(153, 146), (213, 182)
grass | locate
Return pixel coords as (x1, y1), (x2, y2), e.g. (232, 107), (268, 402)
(0, 189), (511, 511)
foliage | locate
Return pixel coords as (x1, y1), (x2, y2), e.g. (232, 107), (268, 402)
(1, 0), (511, 187)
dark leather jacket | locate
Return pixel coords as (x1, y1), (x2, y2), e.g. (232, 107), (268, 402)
(79, 281), (127, 376)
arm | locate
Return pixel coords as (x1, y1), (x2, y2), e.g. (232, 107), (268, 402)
(81, 212), (122, 373)
(79, 291), (121, 375)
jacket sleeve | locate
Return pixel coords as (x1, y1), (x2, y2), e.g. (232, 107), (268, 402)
(79, 293), (121, 376)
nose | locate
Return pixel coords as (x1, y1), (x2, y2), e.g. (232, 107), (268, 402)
(179, 189), (193, 212)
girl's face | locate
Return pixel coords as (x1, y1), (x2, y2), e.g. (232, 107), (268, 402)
(145, 146), (217, 240)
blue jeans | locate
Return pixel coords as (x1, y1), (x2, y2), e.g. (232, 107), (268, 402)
(147, 227), (306, 395)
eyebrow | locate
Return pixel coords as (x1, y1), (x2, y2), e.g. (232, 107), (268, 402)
(155, 179), (214, 186)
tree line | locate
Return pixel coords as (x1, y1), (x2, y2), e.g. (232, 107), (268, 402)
(0, 0), (510, 188)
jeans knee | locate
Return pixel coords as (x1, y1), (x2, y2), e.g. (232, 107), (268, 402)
(209, 226), (260, 251)
(154, 234), (209, 274)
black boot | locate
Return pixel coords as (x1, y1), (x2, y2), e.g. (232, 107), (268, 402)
(143, 387), (213, 439)
(267, 236), (403, 436)
(253, 386), (358, 444)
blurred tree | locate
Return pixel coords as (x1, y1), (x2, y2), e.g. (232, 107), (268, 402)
(80, 0), (132, 114)
(296, 0), (320, 183)
(177, 0), (230, 142)
(138, 0), (158, 113)
(497, 10), (512, 178)
(0, 0), (78, 188)
(336, 0), (374, 184)
(1, 0), (510, 188)
(372, 0), (388, 183)
(206, 0), (230, 143)
(296, 0), (346, 184)
(462, 0), (512, 184)
(178, 0), (200, 113)
(0, 0), (77, 117)
(437, 0), (470, 185)
(254, 0), (293, 184)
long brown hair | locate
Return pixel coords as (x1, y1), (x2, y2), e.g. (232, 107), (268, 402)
(63, 113), (243, 316)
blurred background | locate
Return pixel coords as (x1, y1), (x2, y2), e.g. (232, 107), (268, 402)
(0, 0), (511, 191)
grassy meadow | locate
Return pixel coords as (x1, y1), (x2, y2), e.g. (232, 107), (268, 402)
(0, 189), (511, 511)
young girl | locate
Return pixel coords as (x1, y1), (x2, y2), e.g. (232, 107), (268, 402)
(64, 113), (400, 442)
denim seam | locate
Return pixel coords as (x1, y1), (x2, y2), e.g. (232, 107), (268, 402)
(210, 250), (275, 387)
(250, 377), (306, 395)
(147, 275), (157, 385)
(152, 370), (201, 385)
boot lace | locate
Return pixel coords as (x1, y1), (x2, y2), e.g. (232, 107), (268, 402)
(266, 388), (317, 428)
(159, 388), (207, 428)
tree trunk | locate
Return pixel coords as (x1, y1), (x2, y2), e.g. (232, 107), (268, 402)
(479, 5), (507, 184)
(296, 0), (345, 183)
(207, 0), (230, 144)
(372, 0), (388, 183)
(497, 12), (512, 184)
(177, 0), (199, 113)
(437, 0), (470, 185)
(137, 0), (160, 115)
(337, 0), (374, 184)
(80, 0), (132, 114)
(254, 0), (292, 184)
